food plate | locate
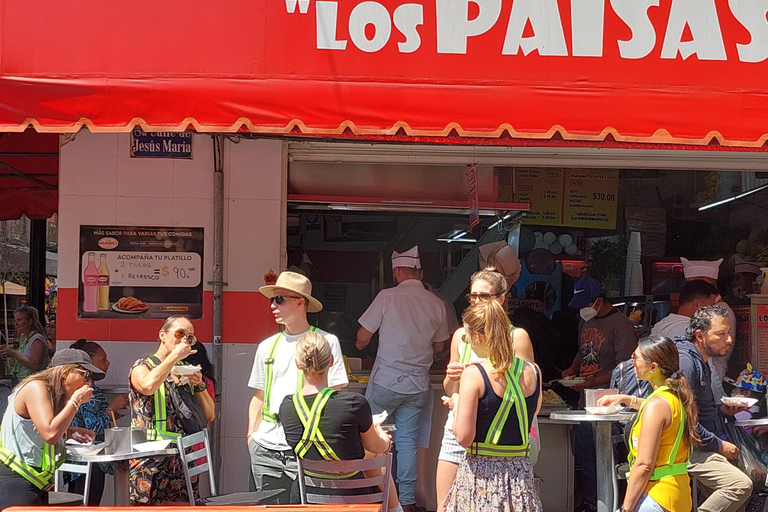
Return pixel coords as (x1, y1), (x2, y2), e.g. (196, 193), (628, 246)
(557, 378), (586, 388)
(721, 396), (758, 408)
(112, 304), (148, 314)
(66, 441), (106, 456)
(171, 365), (202, 376)
(585, 405), (622, 415)
(132, 440), (172, 452)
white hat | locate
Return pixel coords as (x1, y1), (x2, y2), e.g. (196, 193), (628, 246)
(735, 256), (761, 275)
(259, 271), (323, 313)
(681, 257), (723, 280)
(479, 241), (522, 285)
(392, 246), (421, 269)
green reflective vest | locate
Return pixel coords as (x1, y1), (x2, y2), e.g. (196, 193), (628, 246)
(0, 394), (61, 490)
(262, 327), (318, 424)
(628, 385), (689, 480)
(145, 355), (185, 441)
(466, 357), (530, 457)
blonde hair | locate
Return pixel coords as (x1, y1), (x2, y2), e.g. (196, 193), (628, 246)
(296, 331), (333, 375)
(15, 364), (79, 414)
(462, 300), (515, 373)
(470, 267), (508, 297)
(15, 305), (45, 337)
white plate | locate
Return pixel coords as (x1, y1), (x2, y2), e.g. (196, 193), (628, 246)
(557, 378), (586, 388)
(585, 405), (622, 415)
(111, 303), (148, 314)
(721, 396), (758, 408)
(172, 365), (201, 375)
(132, 440), (172, 452)
(66, 442), (106, 456)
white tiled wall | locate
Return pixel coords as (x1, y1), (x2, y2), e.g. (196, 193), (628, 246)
(57, 132), (286, 496)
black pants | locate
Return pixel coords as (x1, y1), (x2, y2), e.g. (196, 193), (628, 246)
(0, 461), (46, 507)
(68, 463), (106, 506)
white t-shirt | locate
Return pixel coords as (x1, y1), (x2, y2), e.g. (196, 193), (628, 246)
(248, 327), (348, 451)
(359, 279), (450, 393)
(651, 313), (690, 340)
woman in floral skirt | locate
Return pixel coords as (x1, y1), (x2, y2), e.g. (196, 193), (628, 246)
(443, 300), (542, 512)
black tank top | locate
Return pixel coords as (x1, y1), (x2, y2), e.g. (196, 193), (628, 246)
(473, 362), (540, 445)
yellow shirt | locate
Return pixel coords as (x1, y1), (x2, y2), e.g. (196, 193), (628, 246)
(629, 389), (691, 512)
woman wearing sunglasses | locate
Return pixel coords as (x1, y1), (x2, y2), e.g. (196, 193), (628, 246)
(436, 266), (535, 512)
(128, 315), (215, 505)
(0, 348), (104, 506)
(597, 334), (699, 512)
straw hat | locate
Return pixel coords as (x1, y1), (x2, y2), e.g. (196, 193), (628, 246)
(259, 271), (323, 313)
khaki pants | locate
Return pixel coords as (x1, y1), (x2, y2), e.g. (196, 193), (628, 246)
(688, 449), (752, 512)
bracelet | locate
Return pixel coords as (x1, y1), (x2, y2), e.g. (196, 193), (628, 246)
(68, 399), (80, 411)
(629, 396), (637, 408)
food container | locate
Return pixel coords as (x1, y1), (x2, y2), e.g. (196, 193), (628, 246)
(584, 388), (618, 408)
(105, 427), (131, 454)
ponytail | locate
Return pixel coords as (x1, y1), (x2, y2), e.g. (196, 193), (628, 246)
(665, 373), (701, 447)
(462, 300), (514, 373)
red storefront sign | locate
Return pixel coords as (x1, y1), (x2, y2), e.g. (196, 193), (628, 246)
(0, 0), (767, 145)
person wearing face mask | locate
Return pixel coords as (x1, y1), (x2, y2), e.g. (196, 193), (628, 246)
(561, 276), (638, 391)
(562, 276), (637, 512)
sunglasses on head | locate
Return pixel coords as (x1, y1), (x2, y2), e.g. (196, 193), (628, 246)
(169, 330), (197, 345)
(73, 368), (93, 381)
(270, 295), (303, 306)
(465, 292), (499, 302)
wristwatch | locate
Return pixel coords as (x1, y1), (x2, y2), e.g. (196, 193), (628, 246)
(195, 381), (207, 393)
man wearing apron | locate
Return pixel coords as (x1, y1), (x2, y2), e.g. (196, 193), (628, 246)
(356, 246), (451, 512)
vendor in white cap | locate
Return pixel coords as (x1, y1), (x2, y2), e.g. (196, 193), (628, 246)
(728, 256), (761, 303)
(246, 271), (348, 504)
(356, 245), (450, 512)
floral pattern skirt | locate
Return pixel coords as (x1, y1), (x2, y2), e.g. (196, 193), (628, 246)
(443, 454), (542, 512)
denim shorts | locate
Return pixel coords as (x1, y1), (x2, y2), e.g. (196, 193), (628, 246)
(631, 492), (670, 512)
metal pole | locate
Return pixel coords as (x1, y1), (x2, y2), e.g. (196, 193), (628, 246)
(210, 135), (226, 484)
(28, 219), (47, 319)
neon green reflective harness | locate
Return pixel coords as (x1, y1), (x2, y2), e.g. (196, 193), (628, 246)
(262, 327), (318, 424)
(292, 388), (358, 479)
(145, 355), (186, 440)
(627, 385), (688, 480)
(466, 357), (530, 457)
(0, 393), (61, 490)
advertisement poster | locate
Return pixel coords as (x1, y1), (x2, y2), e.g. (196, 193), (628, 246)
(563, 170), (619, 229)
(514, 168), (563, 226)
(78, 226), (204, 319)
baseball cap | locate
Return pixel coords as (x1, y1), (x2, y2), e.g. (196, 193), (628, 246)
(51, 348), (106, 381)
(568, 276), (606, 310)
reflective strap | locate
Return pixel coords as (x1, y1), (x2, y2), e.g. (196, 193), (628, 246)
(628, 386), (688, 481)
(146, 355), (183, 440)
(466, 442), (529, 457)
(485, 358), (527, 447)
(0, 446), (55, 490)
(263, 327), (318, 423)
(459, 337), (471, 364)
(293, 388), (340, 461)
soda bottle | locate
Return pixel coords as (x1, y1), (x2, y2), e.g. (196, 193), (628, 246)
(98, 254), (110, 310)
(83, 252), (99, 312)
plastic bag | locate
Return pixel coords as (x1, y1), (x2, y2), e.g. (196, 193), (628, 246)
(723, 421), (768, 491)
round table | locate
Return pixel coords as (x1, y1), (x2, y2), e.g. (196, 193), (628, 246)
(550, 410), (634, 512)
(67, 447), (179, 506)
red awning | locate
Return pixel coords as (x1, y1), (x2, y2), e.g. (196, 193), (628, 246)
(1, 1), (768, 147)
(0, 132), (58, 221)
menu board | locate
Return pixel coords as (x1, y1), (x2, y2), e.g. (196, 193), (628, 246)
(562, 170), (619, 229)
(78, 226), (204, 319)
(515, 168), (563, 226)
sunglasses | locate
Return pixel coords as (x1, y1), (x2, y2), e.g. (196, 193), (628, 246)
(270, 295), (303, 306)
(169, 330), (197, 345)
(73, 368), (93, 381)
(465, 292), (499, 302)
(631, 352), (652, 364)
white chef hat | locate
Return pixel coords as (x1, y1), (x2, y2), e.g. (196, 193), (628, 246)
(392, 246), (421, 269)
(735, 256), (761, 275)
(681, 257), (723, 280)
(479, 241), (522, 285)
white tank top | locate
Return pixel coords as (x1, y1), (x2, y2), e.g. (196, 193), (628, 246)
(0, 388), (63, 467)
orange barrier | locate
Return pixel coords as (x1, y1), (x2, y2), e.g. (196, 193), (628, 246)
(6, 507), (381, 512)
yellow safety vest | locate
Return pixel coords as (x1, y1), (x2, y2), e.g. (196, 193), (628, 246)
(0, 394), (61, 490)
(466, 357), (530, 457)
(628, 386), (689, 481)
(262, 327), (318, 423)
(145, 355), (184, 440)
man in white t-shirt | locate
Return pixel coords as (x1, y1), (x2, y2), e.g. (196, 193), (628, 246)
(356, 246), (450, 512)
(652, 279), (719, 340)
(246, 271), (348, 504)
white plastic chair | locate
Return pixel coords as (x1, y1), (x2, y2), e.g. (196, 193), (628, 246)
(297, 453), (393, 512)
(54, 461), (91, 506)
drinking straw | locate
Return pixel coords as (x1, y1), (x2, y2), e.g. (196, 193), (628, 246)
(108, 408), (118, 427)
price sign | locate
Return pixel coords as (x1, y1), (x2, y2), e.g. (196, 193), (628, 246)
(80, 252), (202, 287)
(563, 170), (619, 229)
(514, 168), (563, 226)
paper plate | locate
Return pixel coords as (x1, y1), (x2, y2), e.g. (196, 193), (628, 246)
(585, 405), (622, 415)
(721, 396), (758, 408)
(172, 365), (202, 376)
(557, 378), (586, 388)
